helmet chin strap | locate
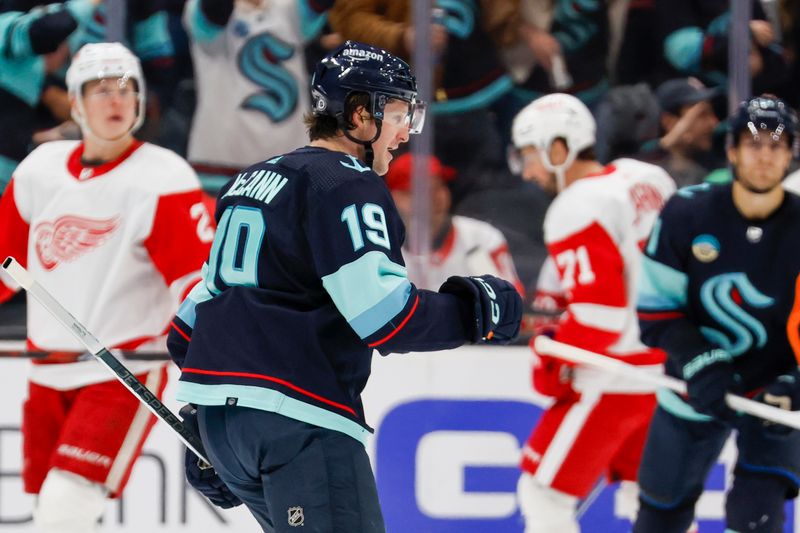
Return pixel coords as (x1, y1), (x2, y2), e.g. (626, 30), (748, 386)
(343, 120), (383, 168)
(540, 141), (577, 193)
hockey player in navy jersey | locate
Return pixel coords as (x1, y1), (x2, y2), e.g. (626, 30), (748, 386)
(634, 95), (800, 533)
(166, 41), (523, 532)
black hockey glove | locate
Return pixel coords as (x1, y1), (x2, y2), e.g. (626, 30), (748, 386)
(180, 405), (242, 509)
(439, 275), (523, 344)
(759, 368), (800, 434)
(682, 349), (737, 421)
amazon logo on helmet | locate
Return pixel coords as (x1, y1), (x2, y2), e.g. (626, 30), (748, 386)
(310, 41), (420, 126)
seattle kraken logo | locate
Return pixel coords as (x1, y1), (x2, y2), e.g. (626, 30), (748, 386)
(340, 155), (370, 173)
(699, 273), (774, 356)
(238, 33), (298, 123)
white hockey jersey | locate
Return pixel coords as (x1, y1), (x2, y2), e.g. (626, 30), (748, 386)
(402, 215), (524, 294)
(185, 0), (325, 171)
(0, 141), (213, 389)
(541, 158), (676, 390)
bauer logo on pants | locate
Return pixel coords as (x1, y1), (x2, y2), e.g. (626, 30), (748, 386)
(288, 506), (304, 527)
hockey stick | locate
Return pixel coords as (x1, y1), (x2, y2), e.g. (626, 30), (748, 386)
(535, 336), (800, 430)
(1, 256), (211, 465)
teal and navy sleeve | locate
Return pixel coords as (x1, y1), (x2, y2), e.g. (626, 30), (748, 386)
(655, 0), (729, 74)
(306, 171), (471, 355)
(184, 0), (233, 43)
(167, 264), (216, 368)
(0, 1), (93, 106)
(296, 0), (332, 41)
(638, 190), (721, 376)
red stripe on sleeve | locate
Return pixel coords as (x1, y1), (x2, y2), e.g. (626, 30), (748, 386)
(0, 179), (29, 303)
(368, 295), (420, 348)
(144, 190), (213, 288)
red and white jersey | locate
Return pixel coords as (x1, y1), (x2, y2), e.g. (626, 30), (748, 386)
(185, 0), (321, 170)
(543, 158), (675, 389)
(0, 140), (213, 389)
(403, 215), (524, 294)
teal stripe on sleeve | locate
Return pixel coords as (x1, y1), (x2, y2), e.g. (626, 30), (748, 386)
(431, 76), (513, 115)
(176, 270), (215, 328)
(64, 0), (97, 28)
(176, 381), (370, 445)
(664, 27), (703, 72)
(0, 155), (18, 194)
(297, 0), (327, 40)
(133, 12), (174, 60)
(637, 255), (688, 310)
(321, 250), (409, 327)
(186, 0), (225, 43)
(349, 281), (412, 338)
(0, 54), (44, 105)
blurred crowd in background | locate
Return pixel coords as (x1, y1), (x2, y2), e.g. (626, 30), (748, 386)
(1, 0), (799, 343)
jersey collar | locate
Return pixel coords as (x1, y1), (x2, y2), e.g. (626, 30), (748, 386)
(67, 140), (144, 181)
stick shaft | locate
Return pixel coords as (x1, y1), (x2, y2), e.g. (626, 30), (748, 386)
(535, 336), (800, 430)
(2, 257), (209, 463)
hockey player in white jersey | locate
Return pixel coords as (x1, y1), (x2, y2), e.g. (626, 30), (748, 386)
(0, 43), (213, 532)
(385, 152), (525, 293)
(511, 93), (676, 532)
(184, 0), (331, 191)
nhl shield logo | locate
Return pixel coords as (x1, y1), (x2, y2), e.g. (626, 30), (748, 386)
(288, 506), (304, 527)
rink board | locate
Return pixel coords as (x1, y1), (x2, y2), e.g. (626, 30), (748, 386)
(0, 345), (795, 532)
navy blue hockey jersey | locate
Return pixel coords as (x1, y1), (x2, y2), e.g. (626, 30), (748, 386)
(167, 147), (472, 444)
(638, 183), (800, 402)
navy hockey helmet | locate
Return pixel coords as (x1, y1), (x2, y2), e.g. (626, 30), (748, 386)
(729, 95), (799, 158)
(311, 41), (426, 157)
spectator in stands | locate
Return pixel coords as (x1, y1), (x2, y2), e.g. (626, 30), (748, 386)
(653, 0), (790, 95)
(328, 0), (521, 202)
(0, 0), (100, 194)
(183, 0), (332, 193)
(513, 0), (614, 111)
(386, 153), (525, 295)
(635, 77), (722, 187)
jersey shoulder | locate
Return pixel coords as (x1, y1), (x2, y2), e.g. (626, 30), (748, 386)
(452, 215), (506, 247)
(276, 147), (388, 197)
(545, 173), (628, 244)
(612, 157), (677, 191)
(132, 143), (202, 195)
(660, 181), (722, 223)
(13, 141), (79, 182)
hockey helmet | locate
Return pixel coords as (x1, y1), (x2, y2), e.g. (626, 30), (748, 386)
(512, 93), (596, 190)
(66, 42), (146, 137)
(729, 95), (799, 158)
(311, 41), (426, 135)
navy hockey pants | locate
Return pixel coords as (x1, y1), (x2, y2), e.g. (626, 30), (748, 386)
(633, 399), (800, 533)
(196, 405), (385, 533)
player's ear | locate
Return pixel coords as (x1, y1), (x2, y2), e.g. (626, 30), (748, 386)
(727, 145), (738, 166)
(350, 105), (370, 129)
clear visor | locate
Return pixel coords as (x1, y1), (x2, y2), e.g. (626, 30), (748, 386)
(408, 100), (427, 135)
(375, 94), (427, 135)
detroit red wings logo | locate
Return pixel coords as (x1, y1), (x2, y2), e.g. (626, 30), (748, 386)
(34, 215), (120, 270)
